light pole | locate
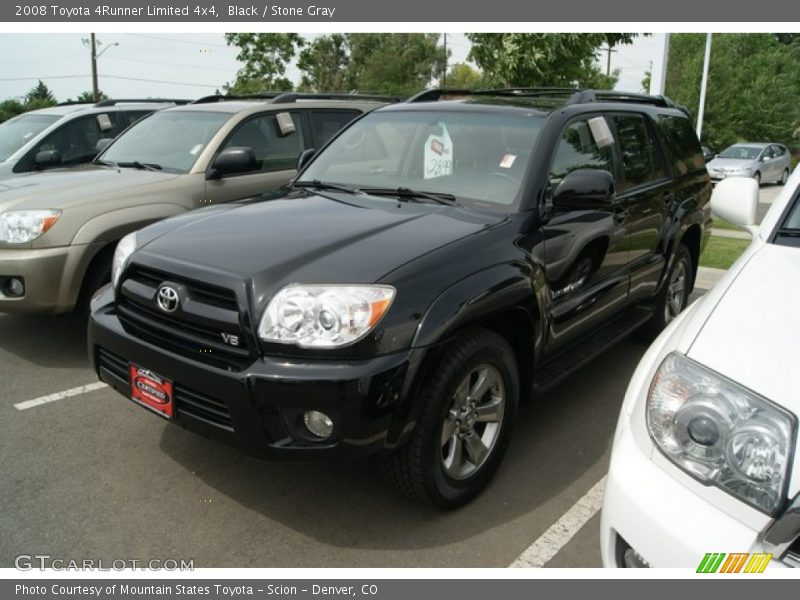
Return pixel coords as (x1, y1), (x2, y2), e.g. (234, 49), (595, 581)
(696, 33), (713, 140)
(82, 34), (119, 102)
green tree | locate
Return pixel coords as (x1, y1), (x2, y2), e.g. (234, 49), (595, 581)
(466, 33), (636, 88)
(297, 34), (348, 92)
(665, 33), (800, 148)
(223, 33), (304, 93)
(73, 90), (108, 103)
(445, 63), (483, 88)
(25, 80), (56, 107)
(343, 33), (447, 96)
(0, 99), (26, 123)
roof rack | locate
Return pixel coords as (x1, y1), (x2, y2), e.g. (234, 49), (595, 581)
(407, 87), (580, 103)
(271, 92), (403, 104)
(192, 92), (403, 105)
(565, 90), (676, 108)
(191, 93), (283, 104)
(408, 87), (682, 111)
(92, 98), (191, 107)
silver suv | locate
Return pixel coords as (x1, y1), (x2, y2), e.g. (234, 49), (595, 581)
(0, 99), (186, 178)
(0, 93), (393, 314)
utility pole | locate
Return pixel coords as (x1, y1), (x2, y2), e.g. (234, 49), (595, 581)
(83, 34), (118, 102)
(90, 33), (99, 102)
(601, 44), (617, 76)
(696, 33), (713, 140)
(442, 33), (447, 87)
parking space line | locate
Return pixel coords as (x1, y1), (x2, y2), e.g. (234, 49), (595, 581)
(510, 476), (606, 568)
(13, 382), (108, 411)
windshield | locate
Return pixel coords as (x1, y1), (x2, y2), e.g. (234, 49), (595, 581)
(718, 145), (762, 160)
(0, 113), (60, 161)
(99, 110), (230, 173)
(298, 109), (544, 211)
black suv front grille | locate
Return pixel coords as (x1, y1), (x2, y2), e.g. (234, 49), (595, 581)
(118, 265), (251, 370)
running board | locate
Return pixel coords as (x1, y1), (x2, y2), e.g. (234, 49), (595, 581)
(532, 306), (653, 395)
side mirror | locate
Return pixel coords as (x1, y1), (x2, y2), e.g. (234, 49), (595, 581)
(297, 148), (316, 172)
(206, 146), (256, 180)
(95, 138), (113, 154)
(34, 149), (61, 168)
(553, 169), (615, 210)
(711, 177), (758, 229)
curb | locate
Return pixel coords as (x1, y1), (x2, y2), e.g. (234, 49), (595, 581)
(696, 266), (726, 290)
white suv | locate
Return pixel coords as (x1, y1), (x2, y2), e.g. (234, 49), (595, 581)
(601, 168), (799, 569)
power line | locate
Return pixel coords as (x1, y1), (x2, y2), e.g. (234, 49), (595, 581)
(104, 56), (235, 72)
(101, 74), (219, 88)
(0, 75), (89, 81)
(124, 33), (228, 48)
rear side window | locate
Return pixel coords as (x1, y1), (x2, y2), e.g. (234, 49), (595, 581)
(309, 110), (360, 148)
(657, 114), (705, 176)
(612, 114), (667, 189)
(222, 111), (305, 172)
(549, 118), (615, 183)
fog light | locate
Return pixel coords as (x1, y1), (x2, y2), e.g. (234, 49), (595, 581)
(303, 410), (334, 439)
(2, 277), (25, 298)
(623, 547), (651, 568)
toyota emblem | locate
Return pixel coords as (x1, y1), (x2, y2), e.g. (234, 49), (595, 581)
(156, 285), (180, 313)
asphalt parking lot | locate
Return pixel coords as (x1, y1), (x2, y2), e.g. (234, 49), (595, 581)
(0, 186), (779, 569)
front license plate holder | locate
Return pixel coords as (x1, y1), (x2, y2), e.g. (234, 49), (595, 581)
(129, 364), (174, 419)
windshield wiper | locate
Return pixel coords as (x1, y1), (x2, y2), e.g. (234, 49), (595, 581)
(94, 158), (119, 169)
(360, 187), (457, 206)
(118, 160), (162, 172)
(292, 180), (360, 195)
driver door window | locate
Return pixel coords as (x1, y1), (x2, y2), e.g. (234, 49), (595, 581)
(221, 112), (305, 173)
(34, 113), (120, 167)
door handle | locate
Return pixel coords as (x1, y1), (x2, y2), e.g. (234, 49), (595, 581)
(663, 193), (676, 206)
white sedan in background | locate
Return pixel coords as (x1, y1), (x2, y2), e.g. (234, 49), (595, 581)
(601, 170), (800, 569)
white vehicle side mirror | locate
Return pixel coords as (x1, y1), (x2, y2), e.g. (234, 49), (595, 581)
(711, 177), (759, 233)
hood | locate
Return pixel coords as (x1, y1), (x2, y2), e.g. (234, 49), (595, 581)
(707, 157), (756, 171)
(688, 243), (800, 416)
(135, 192), (502, 295)
(0, 165), (181, 211)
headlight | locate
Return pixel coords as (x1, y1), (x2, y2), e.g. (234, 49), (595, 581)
(258, 284), (395, 348)
(0, 209), (61, 243)
(111, 232), (137, 290)
(647, 353), (796, 514)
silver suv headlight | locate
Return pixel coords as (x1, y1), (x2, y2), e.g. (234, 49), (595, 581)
(0, 209), (61, 243)
(647, 352), (796, 514)
(258, 284), (395, 348)
(111, 232), (137, 290)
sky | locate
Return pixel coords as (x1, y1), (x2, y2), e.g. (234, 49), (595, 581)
(0, 33), (660, 102)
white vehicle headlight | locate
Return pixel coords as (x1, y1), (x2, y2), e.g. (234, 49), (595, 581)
(258, 284), (396, 348)
(648, 353), (796, 514)
(0, 209), (61, 243)
(111, 232), (137, 290)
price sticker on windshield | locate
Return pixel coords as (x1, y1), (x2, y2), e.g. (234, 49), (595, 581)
(424, 122), (453, 179)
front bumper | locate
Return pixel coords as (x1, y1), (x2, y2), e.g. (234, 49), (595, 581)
(600, 420), (787, 569)
(0, 243), (101, 314)
(88, 295), (419, 461)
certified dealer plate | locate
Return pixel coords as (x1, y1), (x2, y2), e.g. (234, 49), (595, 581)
(129, 364), (174, 419)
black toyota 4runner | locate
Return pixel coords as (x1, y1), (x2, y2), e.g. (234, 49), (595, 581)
(89, 88), (712, 508)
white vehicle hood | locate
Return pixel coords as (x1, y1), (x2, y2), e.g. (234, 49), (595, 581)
(688, 242), (800, 417)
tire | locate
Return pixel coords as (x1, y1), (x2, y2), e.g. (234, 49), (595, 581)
(74, 249), (113, 319)
(383, 328), (519, 509)
(754, 171), (761, 186)
(780, 168), (789, 186)
(637, 244), (693, 341)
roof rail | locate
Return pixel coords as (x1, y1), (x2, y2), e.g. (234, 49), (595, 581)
(566, 90), (676, 108)
(191, 93), (284, 104)
(92, 98), (191, 107)
(271, 92), (403, 104)
(407, 87), (581, 103)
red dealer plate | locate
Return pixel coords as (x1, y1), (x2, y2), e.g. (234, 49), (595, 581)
(129, 364), (174, 419)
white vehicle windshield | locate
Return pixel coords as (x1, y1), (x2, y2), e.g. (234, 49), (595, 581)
(99, 110), (230, 173)
(718, 145), (762, 160)
(298, 109), (545, 211)
(0, 113), (59, 161)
